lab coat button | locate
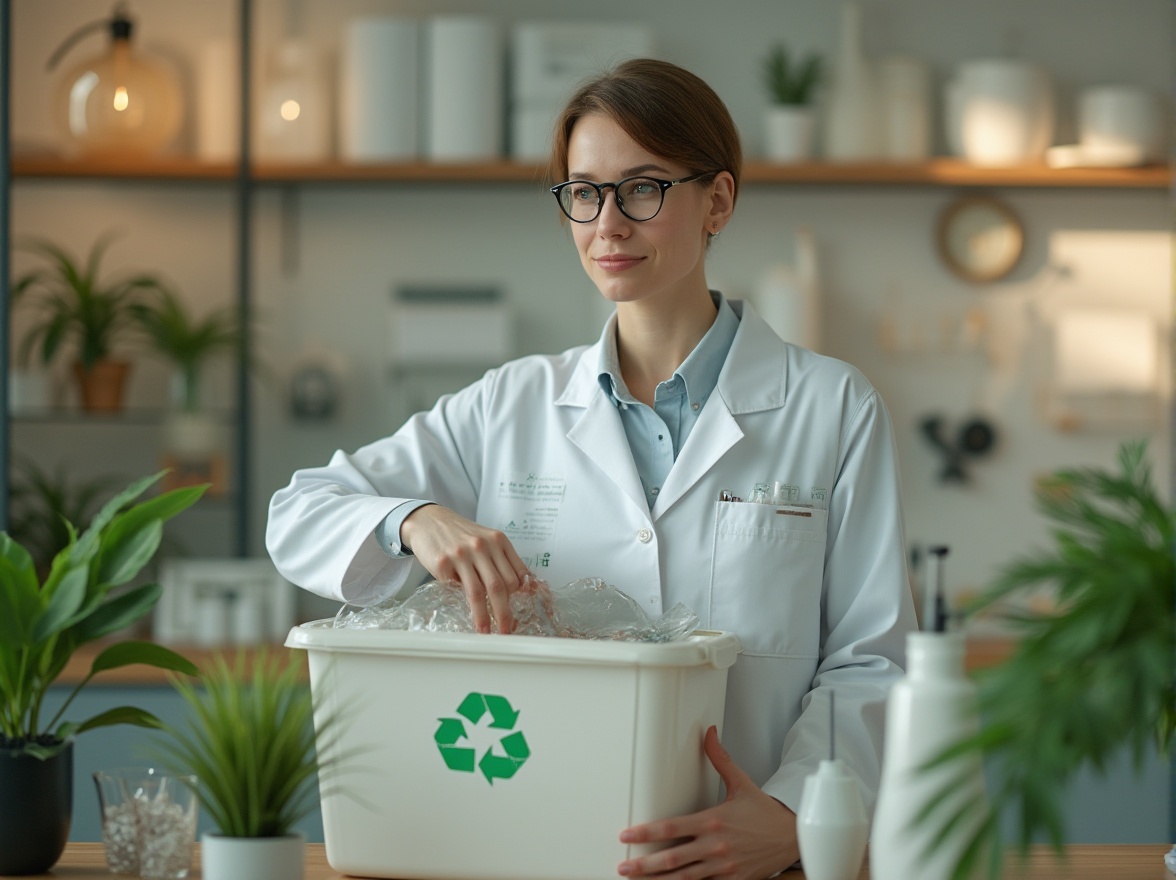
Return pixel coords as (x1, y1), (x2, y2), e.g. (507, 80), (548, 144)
(636, 528), (652, 543)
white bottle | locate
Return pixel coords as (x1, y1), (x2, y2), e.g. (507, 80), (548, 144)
(753, 227), (821, 352)
(797, 759), (869, 880)
(823, 2), (879, 160)
(870, 631), (989, 880)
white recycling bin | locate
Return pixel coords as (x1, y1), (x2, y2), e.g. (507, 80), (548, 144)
(285, 623), (741, 880)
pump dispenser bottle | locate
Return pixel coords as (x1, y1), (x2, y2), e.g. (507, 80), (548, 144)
(795, 693), (869, 880)
(870, 546), (989, 880)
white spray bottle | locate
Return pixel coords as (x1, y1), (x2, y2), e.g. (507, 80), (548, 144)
(870, 546), (989, 880)
(796, 692), (870, 880)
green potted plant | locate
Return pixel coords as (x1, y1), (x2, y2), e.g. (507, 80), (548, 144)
(13, 233), (166, 412)
(921, 440), (1174, 879)
(128, 287), (243, 415)
(155, 650), (345, 880)
(0, 471), (206, 875)
(760, 43), (823, 162)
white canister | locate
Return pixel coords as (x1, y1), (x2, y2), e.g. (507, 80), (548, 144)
(1079, 86), (1163, 164)
(339, 17), (418, 162)
(256, 41), (331, 161)
(946, 60), (1053, 166)
(425, 16), (503, 161)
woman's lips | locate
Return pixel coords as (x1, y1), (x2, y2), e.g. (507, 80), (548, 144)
(595, 254), (645, 272)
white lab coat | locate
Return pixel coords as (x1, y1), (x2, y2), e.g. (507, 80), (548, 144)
(267, 300), (916, 813)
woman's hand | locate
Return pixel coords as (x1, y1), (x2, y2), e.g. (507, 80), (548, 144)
(400, 505), (530, 633)
(616, 726), (798, 880)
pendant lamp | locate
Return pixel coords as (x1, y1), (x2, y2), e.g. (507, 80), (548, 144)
(48, 3), (183, 158)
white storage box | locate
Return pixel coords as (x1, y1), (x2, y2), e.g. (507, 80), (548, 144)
(285, 624), (740, 880)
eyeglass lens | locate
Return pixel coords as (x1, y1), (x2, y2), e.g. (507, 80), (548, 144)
(559, 177), (667, 223)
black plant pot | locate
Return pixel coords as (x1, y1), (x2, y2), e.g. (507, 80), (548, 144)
(0, 741), (73, 875)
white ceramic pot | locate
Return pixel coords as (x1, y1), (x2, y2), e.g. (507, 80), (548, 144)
(200, 833), (305, 880)
(1079, 86), (1162, 164)
(763, 105), (815, 162)
(946, 59), (1054, 166)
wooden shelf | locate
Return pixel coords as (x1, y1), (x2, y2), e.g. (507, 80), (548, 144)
(54, 641), (307, 687)
(11, 153), (1171, 188)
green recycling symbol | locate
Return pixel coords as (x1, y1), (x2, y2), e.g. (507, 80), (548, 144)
(434, 692), (531, 785)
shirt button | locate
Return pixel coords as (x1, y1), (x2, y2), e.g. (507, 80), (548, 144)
(691, 402), (700, 411)
(651, 487), (660, 495)
(637, 528), (652, 543)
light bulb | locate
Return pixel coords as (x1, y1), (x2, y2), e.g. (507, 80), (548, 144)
(113, 85), (129, 112)
(280, 99), (301, 122)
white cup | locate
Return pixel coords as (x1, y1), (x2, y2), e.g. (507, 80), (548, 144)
(1079, 86), (1162, 164)
(946, 60), (1053, 166)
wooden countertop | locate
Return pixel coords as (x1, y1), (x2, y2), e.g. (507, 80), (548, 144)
(54, 635), (1015, 686)
(16, 843), (1174, 878)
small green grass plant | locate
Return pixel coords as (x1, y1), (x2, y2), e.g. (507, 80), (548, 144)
(157, 650), (346, 838)
(761, 43), (823, 105)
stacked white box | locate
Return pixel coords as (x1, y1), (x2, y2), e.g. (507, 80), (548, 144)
(510, 22), (654, 160)
(286, 624), (740, 880)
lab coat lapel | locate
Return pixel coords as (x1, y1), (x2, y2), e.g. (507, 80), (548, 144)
(653, 399), (743, 518)
(653, 301), (789, 519)
(558, 342), (649, 516)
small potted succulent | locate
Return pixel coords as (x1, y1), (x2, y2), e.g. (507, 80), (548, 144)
(0, 471), (206, 875)
(155, 650), (346, 880)
(13, 233), (166, 413)
(760, 43), (823, 162)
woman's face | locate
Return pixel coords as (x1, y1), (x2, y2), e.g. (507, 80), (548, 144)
(564, 114), (729, 310)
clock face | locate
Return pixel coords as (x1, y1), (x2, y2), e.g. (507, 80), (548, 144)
(936, 196), (1025, 283)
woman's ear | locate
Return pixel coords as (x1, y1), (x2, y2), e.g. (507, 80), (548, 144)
(706, 171), (736, 236)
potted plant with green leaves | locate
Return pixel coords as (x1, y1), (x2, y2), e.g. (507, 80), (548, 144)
(129, 286), (245, 496)
(155, 650), (345, 880)
(13, 233), (167, 413)
(0, 471), (206, 875)
(7, 456), (122, 580)
(761, 42), (823, 162)
(921, 440), (1174, 879)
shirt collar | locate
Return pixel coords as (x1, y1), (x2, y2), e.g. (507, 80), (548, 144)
(596, 291), (740, 408)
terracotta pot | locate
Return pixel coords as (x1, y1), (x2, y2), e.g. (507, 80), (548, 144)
(72, 359), (131, 412)
(0, 742), (73, 875)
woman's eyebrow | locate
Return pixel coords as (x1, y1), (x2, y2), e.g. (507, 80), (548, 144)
(567, 163), (672, 180)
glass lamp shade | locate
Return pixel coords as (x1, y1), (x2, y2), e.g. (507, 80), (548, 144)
(54, 39), (183, 158)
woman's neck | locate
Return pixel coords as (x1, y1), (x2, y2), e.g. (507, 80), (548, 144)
(615, 287), (718, 407)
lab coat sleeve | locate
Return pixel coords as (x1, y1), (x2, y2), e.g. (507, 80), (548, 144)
(266, 373), (493, 605)
(763, 388), (916, 815)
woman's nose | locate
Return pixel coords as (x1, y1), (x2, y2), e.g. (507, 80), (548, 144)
(595, 190), (630, 237)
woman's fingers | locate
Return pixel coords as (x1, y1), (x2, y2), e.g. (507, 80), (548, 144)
(401, 505), (530, 632)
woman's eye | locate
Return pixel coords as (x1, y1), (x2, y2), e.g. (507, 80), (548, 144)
(570, 185), (596, 201)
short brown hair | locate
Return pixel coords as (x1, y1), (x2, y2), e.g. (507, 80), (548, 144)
(547, 58), (742, 207)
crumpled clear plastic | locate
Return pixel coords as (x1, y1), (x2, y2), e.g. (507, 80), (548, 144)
(332, 575), (699, 642)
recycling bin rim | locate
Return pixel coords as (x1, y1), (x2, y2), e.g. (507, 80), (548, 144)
(285, 622), (741, 670)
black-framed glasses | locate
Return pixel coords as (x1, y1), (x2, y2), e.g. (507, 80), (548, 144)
(550, 172), (711, 223)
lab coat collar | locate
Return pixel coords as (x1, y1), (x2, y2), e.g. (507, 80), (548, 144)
(555, 299), (789, 415)
(556, 299), (789, 520)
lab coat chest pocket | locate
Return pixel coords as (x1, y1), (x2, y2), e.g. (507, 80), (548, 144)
(709, 502), (828, 658)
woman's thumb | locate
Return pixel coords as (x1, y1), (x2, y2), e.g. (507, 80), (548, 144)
(704, 725), (749, 796)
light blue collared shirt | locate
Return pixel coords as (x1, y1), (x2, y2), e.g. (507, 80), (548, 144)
(597, 292), (740, 511)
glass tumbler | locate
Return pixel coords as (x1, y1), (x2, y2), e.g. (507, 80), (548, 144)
(93, 768), (198, 879)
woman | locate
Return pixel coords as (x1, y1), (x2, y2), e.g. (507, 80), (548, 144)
(268, 59), (916, 879)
